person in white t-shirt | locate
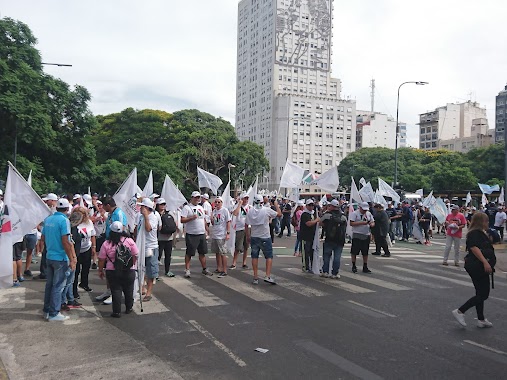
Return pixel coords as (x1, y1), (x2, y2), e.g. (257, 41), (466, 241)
(494, 205), (506, 241)
(74, 207), (96, 295)
(231, 192), (251, 270)
(202, 193), (212, 225)
(349, 202), (375, 274)
(245, 194), (281, 285)
(210, 197), (231, 278)
(181, 191), (213, 278)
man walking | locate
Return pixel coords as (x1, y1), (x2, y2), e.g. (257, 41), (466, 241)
(320, 199), (347, 279)
(278, 198), (292, 238)
(231, 192), (250, 269)
(371, 204), (391, 257)
(443, 205), (467, 266)
(210, 196), (231, 278)
(300, 199), (321, 273)
(349, 202), (375, 274)
(36, 193), (58, 280)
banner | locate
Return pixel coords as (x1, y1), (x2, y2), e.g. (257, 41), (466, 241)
(310, 167), (339, 193)
(465, 192), (472, 206)
(142, 170), (154, 197)
(246, 176), (258, 206)
(160, 174), (187, 212)
(113, 168), (139, 232)
(350, 177), (362, 204)
(358, 182), (375, 203)
(430, 197), (448, 224)
(279, 160), (305, 188)
(478, 183), (500, 194)
(378, 177), (400, 203)
(197, 167), (223, 195)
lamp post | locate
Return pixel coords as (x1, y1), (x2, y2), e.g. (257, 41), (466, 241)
(228, 163), (235, 184)
(264, 175), (270, 192)
(394, 81), (428, 187)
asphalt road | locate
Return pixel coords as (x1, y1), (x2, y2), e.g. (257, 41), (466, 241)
(1, 233), (507, 380)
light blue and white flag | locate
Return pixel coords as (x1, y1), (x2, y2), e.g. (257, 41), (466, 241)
(478, 183), (500, 194)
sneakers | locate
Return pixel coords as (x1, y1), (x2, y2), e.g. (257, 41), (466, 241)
(202, 268), (213, 276)
(18, 276), (25, 282)
(331, 274), (341, 279)
(252, 278), (259, 285)
(362, 267), (372, 274)
(229, 265), (236, 270)
(442, 261), (448, 266)
(184, 269), (191, 278)
(381, 254), (391, 258)
(454, 262), (459, 267)
(218, 272), (228, 278)
(91, 263), (97, 270)
(264, 276), (276, 285)
(61, 303), (71, 312)
(79, 284), (93, 292)
(12, 281), (21, 287)
(48, 313), (70, 322)
(24, 270), (33, 277)
(43, 312), (49, 320)
(452, 309), (466, 327)
(352, 266), (358, 274)
(477, 319), (493, 328)
(102, 296), (112, 305)
(69, 300), (82, 308)
(320, 272), (329, 278)
(95, 290), (111, 302)
(242, 264), (249, 269)
(165, 271), (175, 277)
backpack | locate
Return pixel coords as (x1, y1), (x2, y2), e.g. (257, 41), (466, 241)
(325, 211), (346, 244)
(108, 242), (134, 273)
(291, 211), (299, 227)
(160, 212), (177, 235)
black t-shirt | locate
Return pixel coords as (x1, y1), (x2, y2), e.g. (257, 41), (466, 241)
(300, 211), (316, 241)
(465, 229), (496, 268)
(419, 211), (432, 228)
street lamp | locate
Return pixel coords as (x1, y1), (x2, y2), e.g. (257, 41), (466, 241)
(228, 163), (236, 184)
(394, 81), (428, 187)
(264, 175), (270, 191)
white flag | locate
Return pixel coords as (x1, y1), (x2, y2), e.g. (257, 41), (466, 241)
(422, 191), (436, 208)
(134, 220), (146, 304)
(310, 167), (339, 193)
(221, 181), (236, 255)
(113, 168), (139, 232)
(378, 177), (400, 203)
(311, 221), (321, 274)
(415, 189), (424, 197)
(359, 182), (375, 203)
(430, 198), (448, 224)
(359, 177), (367, 188)
(345, 204), (354, 239)
(197, 167), (223, 195)
(465, 192), (472, 206)
(499, 187), (505, 204)
(482, 193), (488, 207)
(160, 175), (187, 212)
(279, 160), (305, 188)
(88, 186), (91, 196)
(412, 208), (425, 244)
(142, 170), (154, 197)
(350, 177), (362, 203)
(374, 189), (388, 208)
(1, 163), (51, 288)
(27, 170), (32, 187)
(246, 176), (258, 206)
(288, 188), (299, 203)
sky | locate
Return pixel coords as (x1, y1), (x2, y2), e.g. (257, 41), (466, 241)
(2, 0), (506, 147)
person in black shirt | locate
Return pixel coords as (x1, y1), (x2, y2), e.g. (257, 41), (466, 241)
(278, 199), (292, 238)
(419, 206), (432, 245)
(372, 204), (391, 257)
(300, 199), (320, 273)
(485, 202), (498, 229)
(319, 200), (347, 278)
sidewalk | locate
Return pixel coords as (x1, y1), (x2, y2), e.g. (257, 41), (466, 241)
(495, 243), (507, 277)
(0, 280), (184, 380)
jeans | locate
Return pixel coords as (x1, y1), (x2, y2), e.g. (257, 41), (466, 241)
(250, 237), (273, 259)
(408, 220), (414, 237)
(74, 248), (92, 296)
(278, 216), (291, 237)
(443, 236), (461, 263)
(61, 269), (75, 304)
(459, 267), (490, 320)
(322, 241), (343, 275)
(294, 230), (302, 254)
(274, 217), (281, 235)
(106, 270), (135, 314)
(374, 234), (390, 255)
(388, 222), (394, 242)
(39, 247), (47, 278)
(303, 240), (314, 271)
(494, 226), (504, 241)
(158, 240), (173, 274)
(43, 259), (69, 317)
(394, 221), (402, 238)
(402, 220), (410, 240)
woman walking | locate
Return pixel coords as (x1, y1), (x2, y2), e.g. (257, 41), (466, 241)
(452, 212), (496, 328)
(98, 221), (138, 318)
(292, 201), (304, 256)
(73, 207), (96, 297)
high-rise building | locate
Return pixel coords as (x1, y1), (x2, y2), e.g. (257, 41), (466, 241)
(495, 84), (507, 142)
(439, 118), (495, 153)
(235, 0), (356, 191)
(418, 101), (488, 151)
(355, 111), (406, 149)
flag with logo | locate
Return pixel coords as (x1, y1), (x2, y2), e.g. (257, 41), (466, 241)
(197, 167), (223, 195)
(161, 174), (187, 212)
(422, 191), (436, 208)
(310, 167), (339, 193)
(113, 168), (139, 232)
(430, 197), (448, 224)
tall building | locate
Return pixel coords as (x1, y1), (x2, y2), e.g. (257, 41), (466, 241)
(418, 101), (488, 151)
(495, 84), (507, 142)
(439, 118), (494, 153)
(235, 0), (356, 191)
(355, 111), (406, 149)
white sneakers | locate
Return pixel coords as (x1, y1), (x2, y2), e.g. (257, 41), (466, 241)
(320, 273), (329, 278)
(103, 296), (112, 305)
(96, 290), (111, 302)
(263, 276), (276, 285)
(331, 274), (341, 279)
(321, 273), (340, 279)
(477, 319), (493, 328)
(48, 313), (70, 322)
(452, 309), (466, 327)
(184, 269), (191, 278)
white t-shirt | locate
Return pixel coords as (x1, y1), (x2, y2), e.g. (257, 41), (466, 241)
(77, 220), (96, 253)
(350, 209), (374, 236)
(139, 211), (161, 249)
(234, 204), (250, 231)
(181, 204), (206, 235)
(202, 201), (212, 223)
(211, 207), (231, 240)
(494, 211), (507, 227)
(93, 211), (108, 236)
(245, 206), (277, 239)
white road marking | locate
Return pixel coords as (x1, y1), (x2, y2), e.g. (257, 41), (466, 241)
(243, 270), (329, 297)
(133, 294), (170, 315)
(414, 259), (447, 263)
(206, 274), (282, 301)
(160, 277), (228, 307)
(385, 266), (472, 287)
(282, 268), (374, 294)
(189, 320), (247, 367)
(394, 254), (442, 258)
(463, 340), (507, 356)
(372, 268), (449, 289)
(491, 296), (507, 302)
(388, 250), (421, 254)
(347, 300), (397, 317)
(339, 272), (412, 291)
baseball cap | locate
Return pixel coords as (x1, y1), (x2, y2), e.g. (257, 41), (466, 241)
(239, 192), (249, 199)
(137, 198), (154, 209)
(57, 198), (70, 209)
(97, 200), (103, 205)
(306, 199), (315, 205)
(156, 198), (166, 205)
(202, 194), (210, 200)
(253, 194), (263, 204)
(43, 193), (58, 201)
(73, 194), (81, 200)
(297, 200), (305, 206)
(83, 194), (92, 203)
(330, 199), (340, 207)
(110, 221), (124, 233)
(215, 196), (223, 202)
(150, 193), (160, 199)
(191, 191), (201, 198)
(451, 205), (459, 210)
(359, 202), (370, 211)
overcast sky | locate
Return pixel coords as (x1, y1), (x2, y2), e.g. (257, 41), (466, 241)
(3, 0), (506, 146)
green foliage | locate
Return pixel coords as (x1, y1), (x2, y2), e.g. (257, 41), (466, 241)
(466, 143), (505, 187)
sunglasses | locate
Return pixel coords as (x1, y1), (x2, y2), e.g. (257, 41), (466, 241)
(159, 203), (166, 205)
(215, 201), (222, 203)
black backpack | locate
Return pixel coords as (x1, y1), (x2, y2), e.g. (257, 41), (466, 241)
(325, 212), (346, 244)
(160, 212), (177, 235)
(108, 242), (134, 273)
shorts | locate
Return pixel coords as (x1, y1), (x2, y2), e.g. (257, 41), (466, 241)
(235, 230), (249, 253)
(145, 252), (159, 279)
(24, 233), (37, 250)
(250, 237), (273, 259)
(211, 239), (228, 255)
(351, 237), (370, 256)
(185, 234), (208, 257)
(13, 242), (24, 261)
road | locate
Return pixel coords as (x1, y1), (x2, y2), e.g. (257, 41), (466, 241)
(1, 233), (506, 380)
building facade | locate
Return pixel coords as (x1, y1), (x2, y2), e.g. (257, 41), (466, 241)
(235, 0), (356, 190)
(418, 101), (488, 151)
(495, 84), (507, 142)
(355, 111), (406, 149)
(439, 118), (494, 153)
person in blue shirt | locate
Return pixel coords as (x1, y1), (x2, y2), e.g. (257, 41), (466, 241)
(41, 198), (76, 321)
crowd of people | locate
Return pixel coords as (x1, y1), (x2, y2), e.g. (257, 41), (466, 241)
(1, 188), (503, 327)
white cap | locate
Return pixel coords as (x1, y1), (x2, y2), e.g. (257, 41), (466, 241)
(253, 194), (263, 203)
(156, 198), (166, 205)
(43, 193), (58, 201)
(110, 221), (123, 233)
(57, 198), (70, 209)
(297, 200), (305, 206)
(305, 199), (315, 205)
(215, 196), (223, 202)
(330, 199), (340, 207)
(150, 193), (160, 199)
(359, 202), (370, 211)
(97, 200), (103, 205)
(191, 191), (201, 198)
(202, 193), (210, 200)
(239, 192), (249, 199)
(73, 194), (81, 200)
(137, 198), (154, 209)
(83, 194), (92, 203)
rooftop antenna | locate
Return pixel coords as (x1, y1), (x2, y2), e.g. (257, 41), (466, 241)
(370, 78), (375, 113)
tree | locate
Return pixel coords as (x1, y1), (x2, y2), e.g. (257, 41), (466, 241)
(466, 143), (505, 187)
